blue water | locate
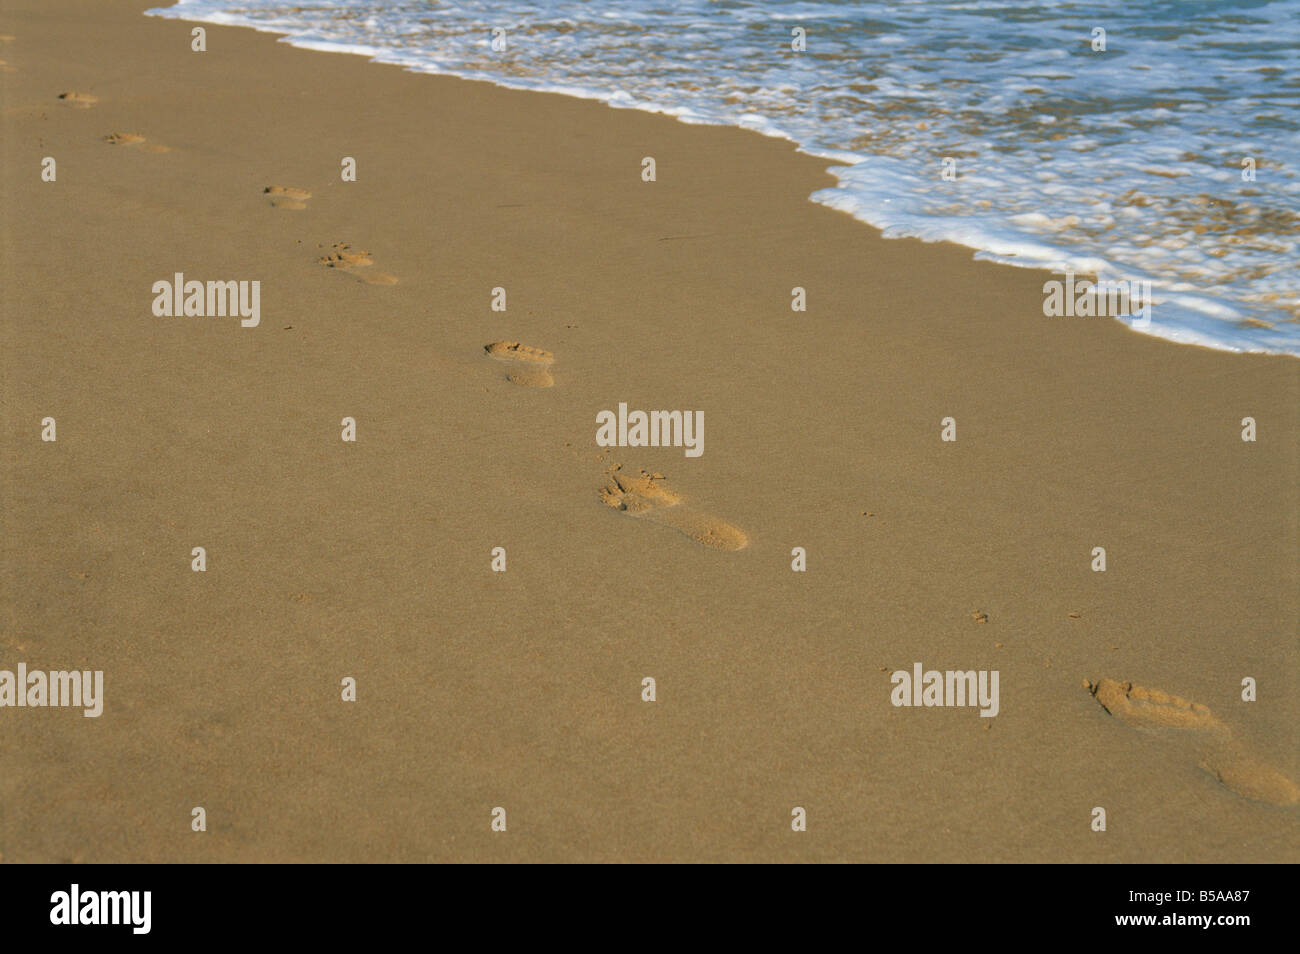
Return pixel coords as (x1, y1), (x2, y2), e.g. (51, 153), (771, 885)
(149, 0), (1300, 355)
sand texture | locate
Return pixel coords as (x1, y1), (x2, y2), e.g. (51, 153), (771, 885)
(0, 0), (1296, 863)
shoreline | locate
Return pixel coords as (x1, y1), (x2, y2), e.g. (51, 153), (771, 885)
(144, 1), (1300, 359)
(1, 0), (1296, 862)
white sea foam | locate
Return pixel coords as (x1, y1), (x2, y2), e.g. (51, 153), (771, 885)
(149, 0), (1300, 355)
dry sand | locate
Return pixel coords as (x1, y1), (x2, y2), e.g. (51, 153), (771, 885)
(1, 0), (1296, 862)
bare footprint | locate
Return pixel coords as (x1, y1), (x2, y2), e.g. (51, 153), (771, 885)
(483, 341), (554, 388)
(58, 91), (97, 108)
(265, 185), (311, 210)
(1087, 678), (1298, 806)
(102, 132), (169, 151)
(1090, 679), (1225, 734)
(316, 243), (398, 284)
(599, 465), (748, 551)
(317, 243), (373, 268)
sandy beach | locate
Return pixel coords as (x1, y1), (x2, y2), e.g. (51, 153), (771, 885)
(1, 0), (1296, 862)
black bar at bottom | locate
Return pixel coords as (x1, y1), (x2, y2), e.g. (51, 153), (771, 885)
(0, 863), (1288, 941)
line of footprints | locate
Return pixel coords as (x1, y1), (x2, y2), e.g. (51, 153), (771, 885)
(26, 54), (1297, 840)
(57, 88), (172, 151)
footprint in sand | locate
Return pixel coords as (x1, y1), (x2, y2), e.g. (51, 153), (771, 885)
(264, 185), (311, 210)
(102, 132), (170, 152)
(316, 242), (397, 284)
(58, 91), (97, 107)
(483, 341), (555, 388)
(599, 465), (748, 551)
(1087, 678), (1299, 806)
